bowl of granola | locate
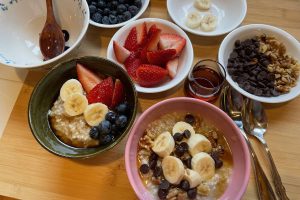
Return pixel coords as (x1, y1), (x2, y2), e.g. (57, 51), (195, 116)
(28, 56), (137, 158)
(218, 24), (300, 103)
(125, 97), (250, 200)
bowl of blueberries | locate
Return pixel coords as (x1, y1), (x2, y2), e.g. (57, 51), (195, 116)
(88, 0), (150, 28)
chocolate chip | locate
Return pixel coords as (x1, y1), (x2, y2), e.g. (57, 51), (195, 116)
(139, 164), (150, 174)
(153, 166), (162, 178)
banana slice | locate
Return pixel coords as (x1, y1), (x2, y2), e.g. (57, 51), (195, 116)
(64, 93), (88, 117)
(172, 121), (195, 135)
(60, 79), (83, 101)
(84, 103), (108, 126)
(184, 169), (202, 188)
(194, 0), (211, 10)
(152, 131), (175, 158)
(187, 134), (212, 156)
(192, 152), (215, 181)
(185, 11), (201, 29)
(162, 156), (185, 184)
(200, 13), (217, 32)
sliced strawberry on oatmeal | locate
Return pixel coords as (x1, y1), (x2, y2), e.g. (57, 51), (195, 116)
(111, 79), (125, 109)
(124, 27), (138, 51)
(87, 77), (114, 106)
(76, 63), (102, 93)
(113, 41), (131, 63)
(136, 64), (168, 87)
(147, 49), (176, 66)
(124, 52), (142, 81)
(159, 34), (186, 56)
(166, 57), (179, 79)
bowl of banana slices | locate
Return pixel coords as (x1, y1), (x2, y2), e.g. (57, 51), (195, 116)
(28, 56), (137, 158)
(167, 0), (247, 36)
(125, 97), (250, 200)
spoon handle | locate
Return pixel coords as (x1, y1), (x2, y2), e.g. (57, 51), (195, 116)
(46, 0), (56, 23)
(262, 142), (289, 200)
(240, 129), (277, 200)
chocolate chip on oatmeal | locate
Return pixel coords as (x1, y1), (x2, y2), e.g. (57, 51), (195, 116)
(173, 132), (183, 142)
(180, 142), (189, 153)
(180, 180), (190, 191)
(153, 166), (163, 178)
(159, 180), (171, 191)
(175, 144), (185, 157)
(184, 114), (195, 125)
(183, 157), (192, 169)
(139, 164), (150, 174)
(187, 188), (197, 199)
(183, 130), (191, 139)
(215, 159), (223, 169)
(149, 152), (158, 162)
(158, 188), (168, 199)
(149, 159), (157, 170)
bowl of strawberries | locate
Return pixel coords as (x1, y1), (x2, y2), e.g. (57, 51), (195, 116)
(28, 56), (137, 158)
(107, 18), (194, 93)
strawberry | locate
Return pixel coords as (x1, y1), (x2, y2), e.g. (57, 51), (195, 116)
(136, 64), (168, 87)
(111, 79), (125, 109)
(76, 63), (102, 93)
(124, 52), (142, 80)
(166, 57), (179, 79)
(137, 22), (147, 47)
(148, 24), (159, 38)
(140, 26), (162, 63)
(87, 77), (114, 106)
(147, 49), (176, 66)
(113, 41), (131, 63)
(159, 34), (186, 56)
(124, 27), (138, 51)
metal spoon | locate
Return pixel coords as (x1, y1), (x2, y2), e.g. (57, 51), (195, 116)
(39, 0), (65, 60)
(242, 98), (289, 200)
(220, 86), (276, 200)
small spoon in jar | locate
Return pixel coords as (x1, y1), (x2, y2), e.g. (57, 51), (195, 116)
(39, 0), (65, 60)
(242, 98), (289, 200)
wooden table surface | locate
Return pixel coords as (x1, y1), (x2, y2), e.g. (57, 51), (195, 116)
(0, 0), (300, 199)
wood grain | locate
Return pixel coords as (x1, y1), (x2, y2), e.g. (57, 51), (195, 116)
(0, 0), (300, 199)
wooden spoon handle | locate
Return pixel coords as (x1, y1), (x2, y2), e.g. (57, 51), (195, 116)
(46, 0), (55, 23)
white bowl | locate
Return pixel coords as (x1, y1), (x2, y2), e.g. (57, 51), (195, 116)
(107, 18), (194, 93)
(0, 0), (89, 68)
(167, 0), (247, 36)
(89, 0), (150, 29)
(218, 24), (300, 103)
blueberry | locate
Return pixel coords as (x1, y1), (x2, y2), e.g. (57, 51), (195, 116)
(89, 4), (97, 14)
(92, 12), (102, 23)
(111, 0), (118, 9)
(98, 120), (111, 135)
(116, 102), (129, 114)
(89, 127), (100, 139)
(139, 164), (150, 174)
(115, 115), (128, 129)
(91, 1), (97, 6)
(97, 0), (106, 8)
(105, 111), (117, 123)
(110, 10), (117, 16)
(97, 8), (103, 14)
(134, 0), (142, 8)
(180, 180), (190, 191)
(109, 14), (118, 24)
(106, 2), (113, 9)
(119, 0), (125, 3)
(124, 3), (129, 8)
(123, 11), (131, 21)
(183, 129), (191, 139)
(100, 134), (112, 144)
(87, 0), (92, 5)
(111, 124), (119, 135)
(128, 5), (139, 16)
(103, 8), (110, 16)
(184, 114), (195, 125)
(117, 15), (125, 23)
(187, 188), (197, 199)
(102, 16), (110, 24)
(117, 4), (127, 14)
(159, 180), (170, 191)
(173, 132), (183, 142)
(64, 46), (70, 52)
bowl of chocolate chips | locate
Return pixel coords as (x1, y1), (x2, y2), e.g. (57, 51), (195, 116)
(218, 24), (300, 103)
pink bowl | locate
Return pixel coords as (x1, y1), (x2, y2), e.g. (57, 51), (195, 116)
(125, 97), (250, 200)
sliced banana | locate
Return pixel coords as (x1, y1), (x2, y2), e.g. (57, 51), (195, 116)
(185, 11), (202, 29)
(187, 134), (212, 156)
(172, 121), (195, 135)
(84, 103), (108, 126)
(60, 79), (83, 101)
(64, 93), (88, 117)
(192, 152), (215, 181)
(162, 156), (185, 184)
(194, 0), (211, 10)
(184, 169), (202, 188)
(152, 131), (175, 158)
(200, 13), (217, 32)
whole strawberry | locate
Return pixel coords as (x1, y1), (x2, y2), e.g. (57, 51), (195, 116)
(136, 64), (168, 87)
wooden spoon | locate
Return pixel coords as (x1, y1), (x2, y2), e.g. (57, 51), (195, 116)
(39, 0), (65, 60)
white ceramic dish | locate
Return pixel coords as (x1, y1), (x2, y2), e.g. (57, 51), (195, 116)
(167, 0), (247, 36)
(218, 24), (300, 103)
(107, 18), (194, 94)
(89, 0), (150, 29)
(0, 0), (89, 68)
